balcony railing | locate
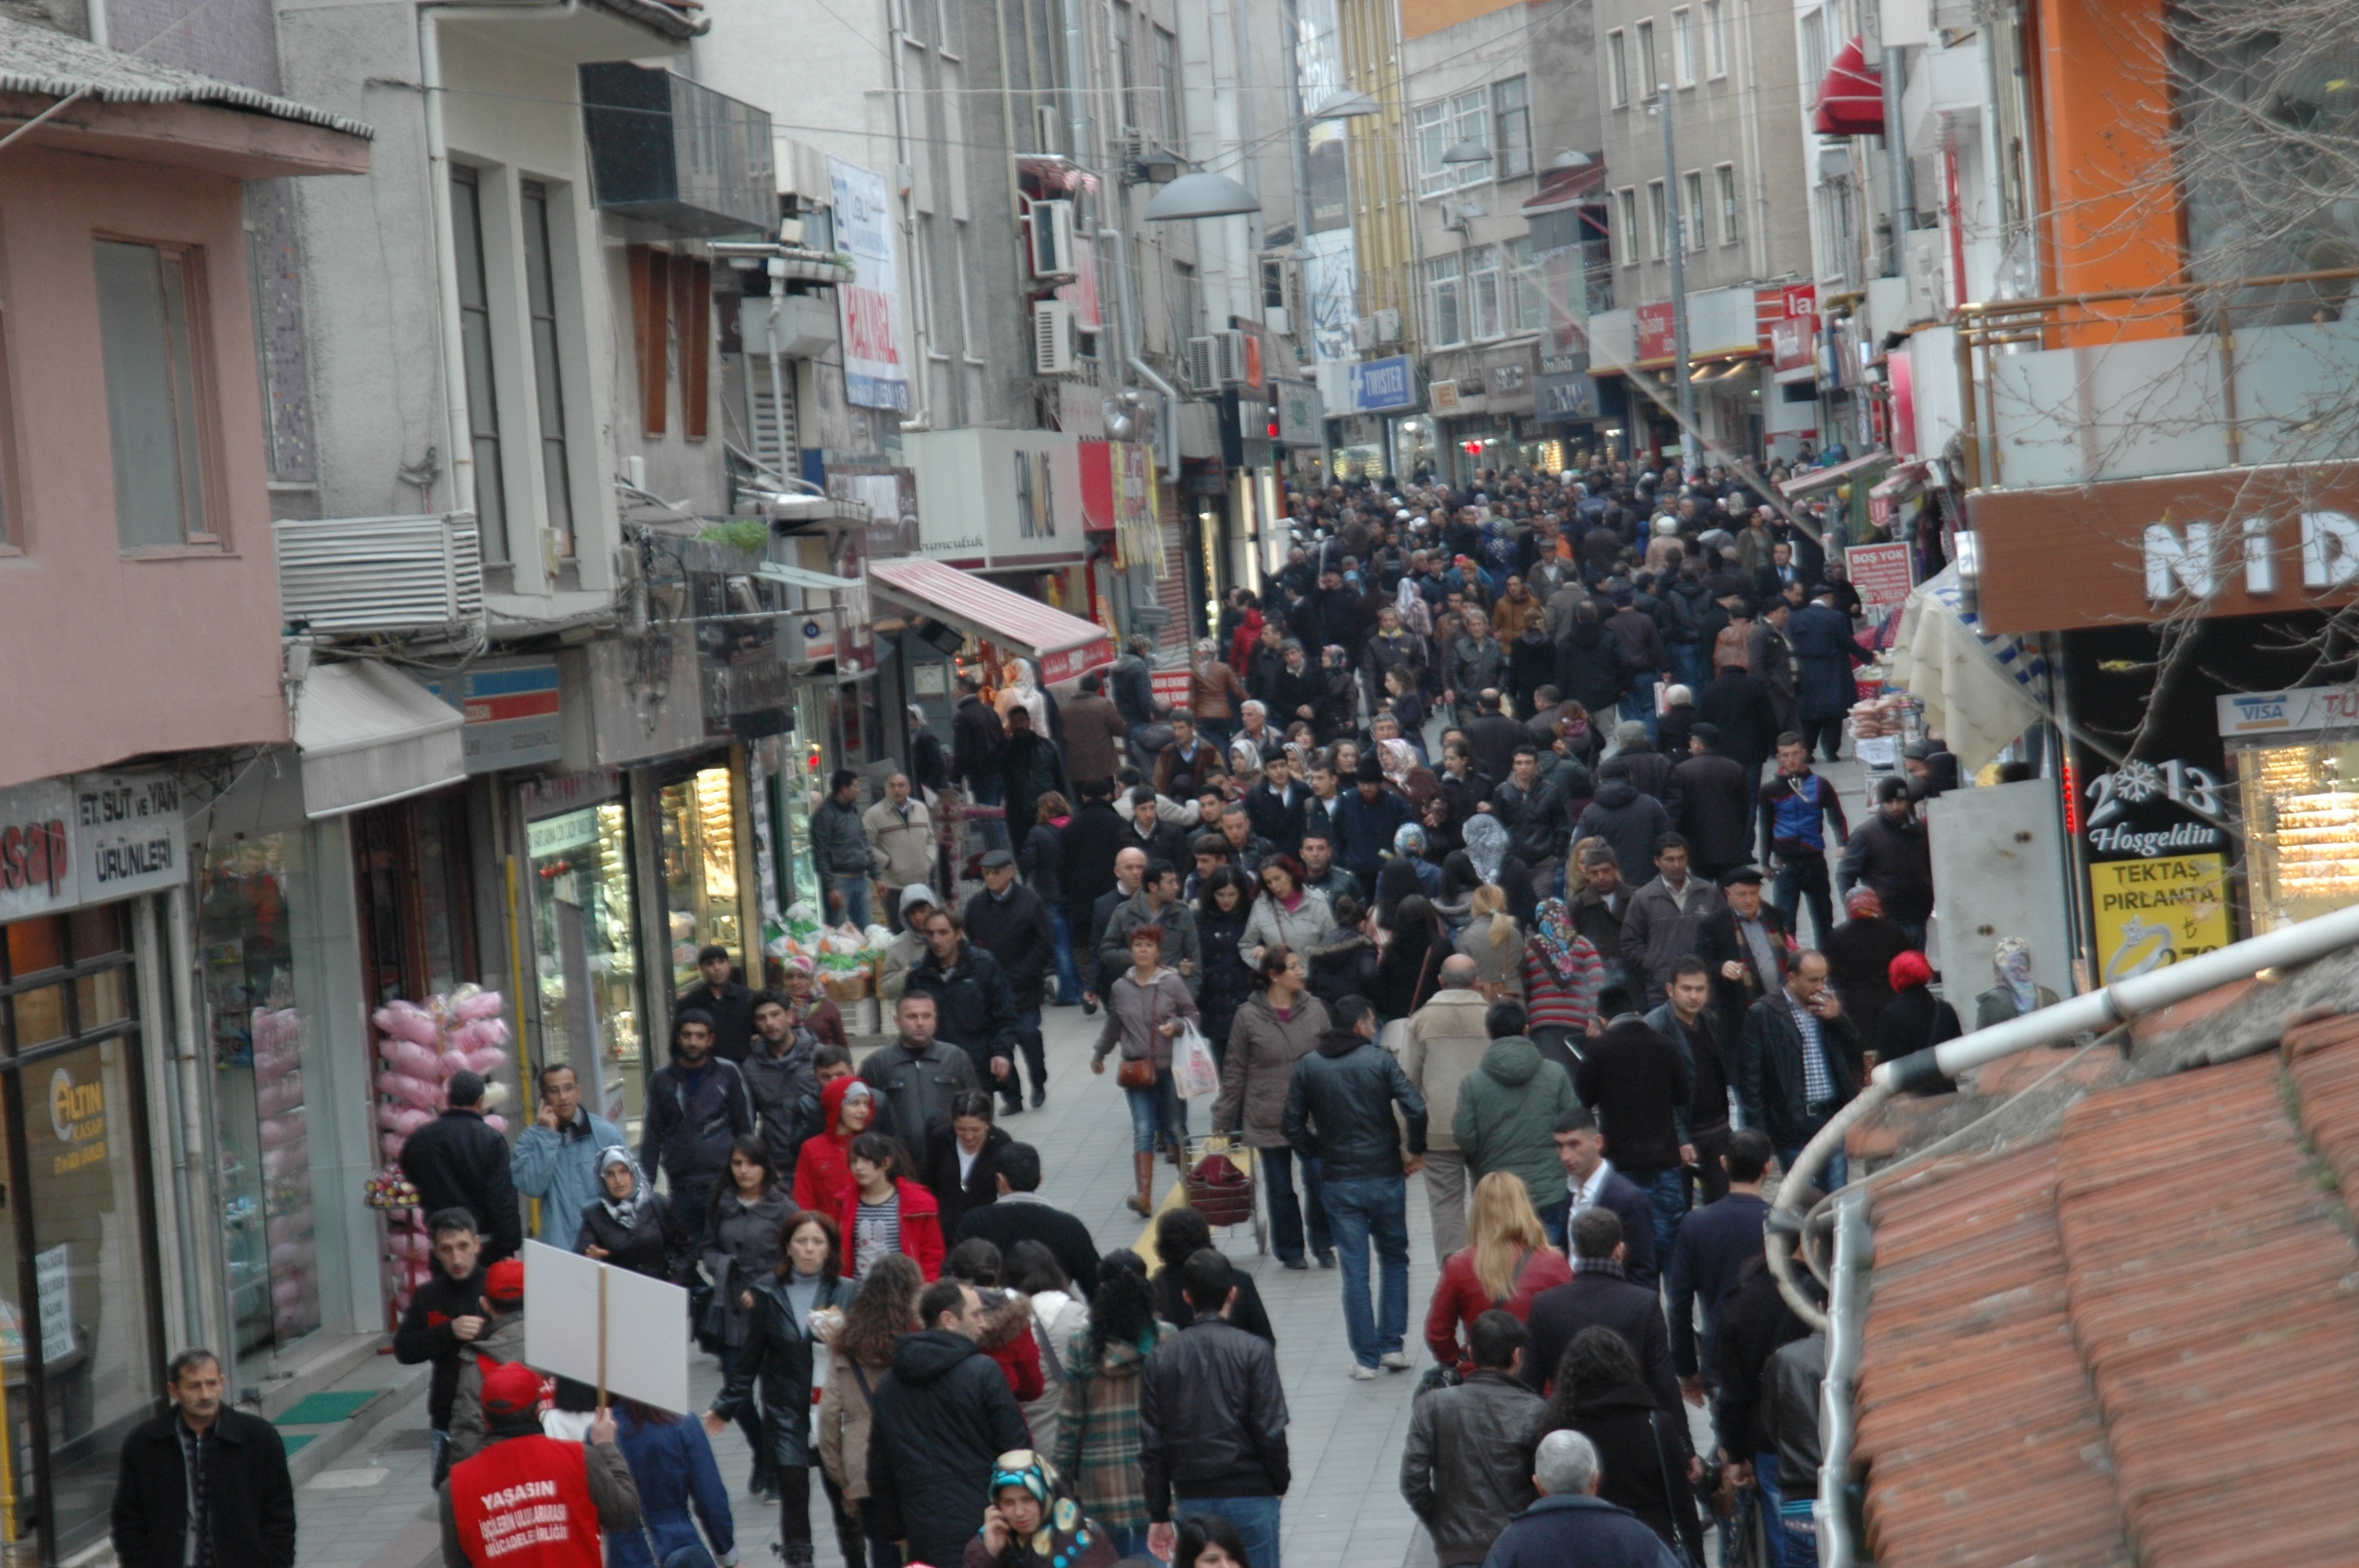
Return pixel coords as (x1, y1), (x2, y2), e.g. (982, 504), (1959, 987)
(1954, 267), (2359, 492)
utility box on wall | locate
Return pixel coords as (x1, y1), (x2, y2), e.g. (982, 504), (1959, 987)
(1926, 779), (2075, 1007)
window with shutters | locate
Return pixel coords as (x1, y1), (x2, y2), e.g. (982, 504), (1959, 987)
(449, 165), (507, 561)
(520, 180), (573, 559)
(627, 242), (712, 447)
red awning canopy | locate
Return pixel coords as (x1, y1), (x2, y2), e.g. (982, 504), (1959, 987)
(1813, 35), (1885, 137)
(868, 557), (1114, 684)
(1521, 160), (1607, 215)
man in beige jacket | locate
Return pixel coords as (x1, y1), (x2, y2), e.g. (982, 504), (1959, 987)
(862, 772), (937, 931)
(1401, 955), (1497, 1265)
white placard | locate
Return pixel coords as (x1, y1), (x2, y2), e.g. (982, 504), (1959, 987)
(520, 1240), (691, 1414)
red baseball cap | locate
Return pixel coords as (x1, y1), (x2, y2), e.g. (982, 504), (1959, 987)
(484, 1258), (525, 1306)
(480, 1359), (545, 1417)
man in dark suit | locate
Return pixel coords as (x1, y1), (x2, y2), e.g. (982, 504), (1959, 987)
(1083, 848), (1148, 1011)
(1694, 869), (1793, 1050)
(1738, 950), (1863, 1189)
(1664, 724), (1755, 878)
(1665, 1130), (1774, 1404)
(1523, 1207), (1682, 1415)
(112, 1348), (296, 1568)
(1121, 786), (1190, 866)
(951, 1141), (1101, 1290)
(1542, 1107), (1657, 1290)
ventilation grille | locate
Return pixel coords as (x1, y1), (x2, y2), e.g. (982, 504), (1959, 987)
(275, 514), (484, 635)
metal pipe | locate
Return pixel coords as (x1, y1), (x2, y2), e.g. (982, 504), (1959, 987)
(1880, 38), (1913, 275)
(1770, 896), (2359, 1328)
(1100, 223), (1180, 479)
(1057, 0), (1089, 167)
(885, 0), (932, 431)
(1658, 74), (1696, 474)
(1816, 1189), (1872, 1568)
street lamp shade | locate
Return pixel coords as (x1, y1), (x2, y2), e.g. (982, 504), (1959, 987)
(1550, 148), (1595, 169)
(1310, 89), (1380, 119)
(1441, 139), (1492, 165)
(1144, 170), (1263, 221)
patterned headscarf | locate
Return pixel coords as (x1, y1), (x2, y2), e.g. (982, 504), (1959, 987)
(1462, 812), (1509, 885)
(1380, 739), (1421, 792)
(986, 1450), (1099, 1568)
(1530, 898), (1586, 985)
(1994, 937), (2039, 1013)
(1844, 885), (1884, 919)
(596, 1146), (649, 1228)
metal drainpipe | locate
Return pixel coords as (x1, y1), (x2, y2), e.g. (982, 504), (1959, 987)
(1815, 1188), (1871, 1567)
(419, 1), (583, 528)
(1058, 0), (1089, 168)
(887, 0), (932, 431)
(1881, 37), (1914, 274)
(1768, 896), (2359, 1330)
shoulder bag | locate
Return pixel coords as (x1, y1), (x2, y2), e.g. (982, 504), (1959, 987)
(1117, 978), (1161, 1089)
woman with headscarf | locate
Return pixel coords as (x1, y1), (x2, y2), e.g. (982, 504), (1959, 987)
(576, 1147), (691, 1283)
(1374, 892), (1448, 1021)
(1379, 735), (1441, 807)
(1821, 886), (1912, 1047)
(1878, 949), (1962, 1077)
(1974, 936), (2059, 1029)
(998, 658), (1052, 739)
(963, 1450), (1121, 1568)
(1458, 812), (1536, 926)
(1520, 899), (1605, 1077)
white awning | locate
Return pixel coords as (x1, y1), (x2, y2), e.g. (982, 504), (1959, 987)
(754, 561), (863, 593)
(293, 659), (467, 818)
(1887, 564), (2045, 774)
(868, 558), (1116, 684)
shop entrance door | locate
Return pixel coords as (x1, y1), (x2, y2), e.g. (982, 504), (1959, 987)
(352, 792), (476, 1009)
(0, 904), (165, 1560)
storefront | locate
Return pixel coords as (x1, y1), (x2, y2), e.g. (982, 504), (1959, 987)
(0, 771), (189, 1559)
(1335, 356), (1421, 482)
(518, 774), (645, 1127)
(1971, 464), (2359, 980)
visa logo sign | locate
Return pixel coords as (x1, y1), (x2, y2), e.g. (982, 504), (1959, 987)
(2231, 699), (2287, 724)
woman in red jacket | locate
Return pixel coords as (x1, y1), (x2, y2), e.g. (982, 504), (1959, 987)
(791, 1075), (874, 1219)
(1424, 1171), (1573, 1370)
(834, 1131), (945, 1282)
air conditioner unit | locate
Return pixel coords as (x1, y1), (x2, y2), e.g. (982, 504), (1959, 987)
(1030, 199), (1078, 281)
(1374, 307), (1403, 344)
(275, 514), (485, 636)
(1034, 300), (1078, 375)
(1352, 316), (1376, 351)
(1184, 329), (1248, 390)
(1902, 229), (1949, 325)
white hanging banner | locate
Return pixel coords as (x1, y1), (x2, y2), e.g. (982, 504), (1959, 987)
(831, 158), (911, 412)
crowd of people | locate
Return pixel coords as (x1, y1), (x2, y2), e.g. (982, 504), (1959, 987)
(114, 459), (1995, 1568)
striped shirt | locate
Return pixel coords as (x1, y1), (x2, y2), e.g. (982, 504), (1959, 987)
(1521, 938), (1605, 1035)
(852, 1198), (901, 1280)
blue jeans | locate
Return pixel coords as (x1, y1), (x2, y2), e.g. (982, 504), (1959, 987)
(1754, 1450), (1787, 1568)
(1538, 1198), (1569, 1250)
(1048, 904), (1085, 1002)
(1321, 1174), (1409, 1367)
(1670, 642), (1710, 695)
(1772, 855), (1834, 947)
(1623, 1164), (1690, 1265)
(1177, 1495), (1282, 1568)
(671, 1180), (714, 1251)
(1619, 674), (1659, 738)
(1776, 1143), (1848, 1191)
(1124, 1067), (1187, 1152)
(1102, 1526), (1154, 1562)
(970, 778), (1009, 850)
(1261, 1145), (1330, 1262)
(828, 873), (873, 930)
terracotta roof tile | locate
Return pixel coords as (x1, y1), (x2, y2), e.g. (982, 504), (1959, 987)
(1859, 1039), (2359, 1568)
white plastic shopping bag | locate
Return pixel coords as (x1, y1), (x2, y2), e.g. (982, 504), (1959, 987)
(1171, 1020), (1220, 1100)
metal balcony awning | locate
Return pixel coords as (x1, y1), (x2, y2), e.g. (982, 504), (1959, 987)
(1782, 449), (1893, 499)
(867, 557), (1116, 684)
(293, 659), (466, 818)
(753, 562), (863, 593)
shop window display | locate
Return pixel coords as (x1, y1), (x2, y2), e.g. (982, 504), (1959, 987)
(198, 836), (322, 1385)
(2233, 738), (2359, 931)
(660, 767), (743, 993)
(528, 804), (643, 1130)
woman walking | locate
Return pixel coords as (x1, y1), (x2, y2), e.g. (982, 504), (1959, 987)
(1453, 884), (1525, 1000)
(1521, 898), (1605, 1079)
(1052, 1254), (1175, 1562)
(1543, 1327), (1704, 1562)
(703, 1137), (793, 1495)
(1196, 867), (1256, 1067)
(1092, 926), (1201, 1216)
(1241, 855), (1335, 967)
(1006, 1240), (1089, 1456)
(1211, 946), (1333, 1271)
(576, 1147), (690, 1283)
(816, 1254), (925, 1568)
(835, 1131), (945, 1282)
(1375, 893), (1449, 1022)
(1423, 1173), (1573, 1370)
(707, 1210), (860, 1568)
(1021, 791), (1084, 1005)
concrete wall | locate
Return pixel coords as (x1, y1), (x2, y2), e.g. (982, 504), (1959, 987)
(0, 143), (290, 786)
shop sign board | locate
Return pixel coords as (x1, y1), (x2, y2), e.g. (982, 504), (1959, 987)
(1151, 669), (1192, 707)
(35, 1244), (70, 1361)
(2088, 853), (2232, 982)
(1845, 543), (1916, 619)
(827, 465), (921, 561)
(1967, 463), (2359, 632)
(1430, 379), (1463, 414)
(1536, 372), (1598, 420)
(1347, 356), (1419, 414)
(2216, 682), (2359, 738)
(0, 772), (184, 920)
(425, 659), (564, 774)
(1484, 345), (1536, 416)
(587, 630), (707, 768)
(1636, 302), (1677, 365)
(829, 158), (911, 412)
(1274, 379), (1322, 446)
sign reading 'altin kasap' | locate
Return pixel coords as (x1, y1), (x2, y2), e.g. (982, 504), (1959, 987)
(1966, 464), (2359, 633)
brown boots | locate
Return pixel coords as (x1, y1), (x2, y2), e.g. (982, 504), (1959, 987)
(1128, 1151), (1155, 1215)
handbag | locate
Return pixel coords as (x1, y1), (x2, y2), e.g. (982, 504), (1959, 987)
(1650, 1408), (1710, 1568)
(1117, 975), (1165, 1088)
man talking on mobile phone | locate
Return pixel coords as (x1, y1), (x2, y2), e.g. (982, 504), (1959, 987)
(1736, 950), (1862, 1189)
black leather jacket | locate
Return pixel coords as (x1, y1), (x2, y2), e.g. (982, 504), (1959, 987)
(1282, 1031), (1429, 1182)
(1138, 1316), (1292, 1518)
(711, 1272), (859, 1467)
(1401, 1370), (1550, 1566)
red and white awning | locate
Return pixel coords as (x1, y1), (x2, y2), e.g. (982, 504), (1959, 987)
(868, 557), (1115, 684)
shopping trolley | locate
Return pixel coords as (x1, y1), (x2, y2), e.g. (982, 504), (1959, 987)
(1183, 1135), (1267, 1254)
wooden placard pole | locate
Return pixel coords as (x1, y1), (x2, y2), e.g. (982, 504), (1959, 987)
(597, 1268), (609, 1414)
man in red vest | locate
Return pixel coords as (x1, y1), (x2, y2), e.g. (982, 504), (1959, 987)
(438, 1361), (640, 1566)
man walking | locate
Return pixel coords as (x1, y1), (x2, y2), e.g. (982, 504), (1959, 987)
(392, 1210), (487, 1486)
(113, 1348), (295, 1568)
(1761, 733), (1848, 945)
(1140, 1250), (1292, 1568)
(951, 1142), (1100, 1290)
(1569, 846), (1633, 1016)
(1285, 996), (1428, 1379)
(509, 1063), (623, 1248)
(1062, 670), (1131, 786)
(965, 850), (1056, 1111)
(1840, 779), (1935, 947)
(400, 1070), (522, 1262)
(1481, 1431), (1685, 1568)
(1573, 1008), (1694, 1265)
(867, 1279), (1031, 1568)
(903, 906), (1023, 1112)
(640, 1010), (754, 1249)
(1524, 1209), (1681, 1414)
(1098, 858), (1201, 994)
(1616, 834), (1725, 1010)
(858, 993), (983, 1171)
(1667, 723), (1754, 878)
(440, 1361), (639, 1567)
(1697, 867), (1793, 1060)
(740, 990), (821, 1181)
(1788, 583), (1863, 762)
(862, 771), (937, 933)
(1645, 958), (1737, 1210)
(811, 771), (877, 931)
(1547, 1109), (1658, 1287)
(1399, 1311), (1550, 1568)
(1667, 1129), (1774, 1406)
(1739, 950), (1863, 1187)
(1402, 956), (1494, 1265)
